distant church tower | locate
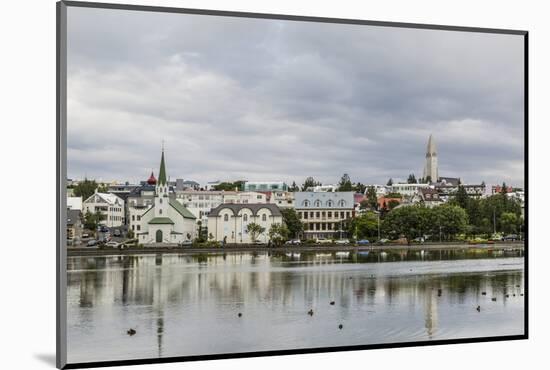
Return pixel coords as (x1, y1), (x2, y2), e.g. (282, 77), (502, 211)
(423, 134), (438, 183)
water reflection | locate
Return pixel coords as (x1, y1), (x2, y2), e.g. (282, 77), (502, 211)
(67, 250), (524, 364)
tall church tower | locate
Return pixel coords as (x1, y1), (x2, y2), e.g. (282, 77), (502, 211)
(154, 149), (169, 218)
(423, 134), (438, 183)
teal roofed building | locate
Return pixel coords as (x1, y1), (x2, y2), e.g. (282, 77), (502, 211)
(136, 149), (196, 245)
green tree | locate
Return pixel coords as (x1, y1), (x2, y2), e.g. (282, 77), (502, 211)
(450, 185), (469, 209)
(73, 178), (100, 201)
(366, 186), (378, 210)
(246, 222), (265, 243)
(289, 181), (299, 192)
(430, 204), (469, 240)
(213, 181), (245, 191)
(280, 208), (303, 239)
(338, 173), (353, 191)
(83, 210), (104, 231)
(354, 182), (367, 194)
(381, 205), (429, 244)
(407, 174), (417, 184)
(349, 212), (379, 240)
(500, 212), (519, 234)
(302, 176), (320, 191)
(268, 223), (289, 246)
(387, 200), (400, 210)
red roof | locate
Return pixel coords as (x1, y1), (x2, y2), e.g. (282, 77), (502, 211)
(147, 171), (157, 185)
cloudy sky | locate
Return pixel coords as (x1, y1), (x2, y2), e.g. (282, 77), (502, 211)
(67, 7), (525, 187)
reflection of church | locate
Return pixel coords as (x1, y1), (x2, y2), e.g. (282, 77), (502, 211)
(136, 150), (196, 245)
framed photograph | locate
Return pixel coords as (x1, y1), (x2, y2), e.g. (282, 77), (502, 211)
(57, 1), (528, 368)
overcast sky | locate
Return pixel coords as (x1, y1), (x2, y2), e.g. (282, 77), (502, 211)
(67, 7), (525, 187)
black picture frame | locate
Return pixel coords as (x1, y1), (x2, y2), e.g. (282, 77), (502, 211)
(56, 1), (528, 368)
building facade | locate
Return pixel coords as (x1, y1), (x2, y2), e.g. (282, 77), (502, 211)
(243, 181), (288, 192)
(83, 191), (125, 227)
(207, 204), (283, 244)
(294, 192), (355, 240)
(136, 150), (196, 245)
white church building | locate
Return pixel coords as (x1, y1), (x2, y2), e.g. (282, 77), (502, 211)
(136, 150), (196, 245)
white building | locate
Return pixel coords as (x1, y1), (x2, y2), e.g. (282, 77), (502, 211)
(67, 196), (82, 211)
(175, 190), (225, 225)
(136, 150), (197, 245)
(83, 191), (125, 227)
(390, 183), (432, 197)
(223, 191), (267, 204)
(207, 204), (283, 244)
(268, 191), (295, 208)
(306, 184), (338, 192)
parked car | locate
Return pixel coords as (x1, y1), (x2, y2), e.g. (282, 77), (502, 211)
(378, 238), (390, 244)
(316, 238), (332, 244)
(178, 240), (193, 247)
(285, 239), (301, 245)
(87, 239), (98, 247)
(413, 237), (425, 243)
(113, 229), (121, 237)
(335, 239), (350, 245)
(503, 234), (519, 241)
(357, 239), (370, 245)
(105, 241), (120, 248)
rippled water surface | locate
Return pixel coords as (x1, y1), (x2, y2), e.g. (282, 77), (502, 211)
(67, 249), (525, 364)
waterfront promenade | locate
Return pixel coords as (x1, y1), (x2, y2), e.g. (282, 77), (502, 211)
(67, 241), (524, 256)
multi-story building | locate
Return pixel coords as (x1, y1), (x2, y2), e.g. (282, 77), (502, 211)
(294, 192), (355, 240)
(223, 191), (267, 204)
(207, 204), (283, 244)
(390, 183), (432, 197)
(83, 190), (125, 227)
(267, 191), (295, 208)
(175, 190), (226, 225)
(243, 181), (287, 192)
(67, 196), (82, 211)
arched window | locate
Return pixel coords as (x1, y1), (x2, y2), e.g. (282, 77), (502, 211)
(243, 214), (248, 222)
(159, 209), (163, 215)
(338, 199), (346, 207)
(224, 214), (229, 222)
(262, 214), (267, 222)
(314, 200), (321, 207)
(302, 200), (310, 207)
(159, 198), (162, 204)
(327, 200), (333, 207)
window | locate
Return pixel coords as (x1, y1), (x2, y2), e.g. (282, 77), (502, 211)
(314, 200), (321, 207)
(302, 212), (307, 219)
(328, 211), (332, 218)
(159, 198), (162, 204)
(243, 214), (248, 222)
(322, 211), (326, 218)
(137, 225), (141, 231)
(159, 209), (162, 215)
(327, 200), (333, 207)
(338, 199), (346, 207)
(340, 211), (345, 218)
(132, 225), (135, 231)
(303, 200), (310, 207)
(137, 215), (141, 221)
(262, 214), (267, 222)
(132, 215), (135, 221)
(224, 214), (229, 222)
(316, 212), (320, 218)
(310, 212), (314, 218)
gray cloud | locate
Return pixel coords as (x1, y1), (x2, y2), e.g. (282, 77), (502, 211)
(66, 7), (525, 187)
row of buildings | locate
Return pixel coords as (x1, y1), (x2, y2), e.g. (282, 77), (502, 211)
(67, 135), (524, 246)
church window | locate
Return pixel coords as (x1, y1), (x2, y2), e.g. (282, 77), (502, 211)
(262, 214), (267, 222)
(243, 214), (248, 222)
(224, 214), (229, 222)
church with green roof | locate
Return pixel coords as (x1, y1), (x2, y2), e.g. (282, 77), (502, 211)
(136, 150), (196, 245)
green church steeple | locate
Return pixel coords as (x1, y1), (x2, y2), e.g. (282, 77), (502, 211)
(158, 150), (167, 185)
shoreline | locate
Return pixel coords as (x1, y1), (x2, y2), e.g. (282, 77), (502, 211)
(67, 241), (525, 257)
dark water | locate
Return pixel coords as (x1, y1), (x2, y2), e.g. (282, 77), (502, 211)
(67, 249), (525, 364)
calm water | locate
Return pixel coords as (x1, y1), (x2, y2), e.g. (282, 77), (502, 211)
(67, 249), (525, 364)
